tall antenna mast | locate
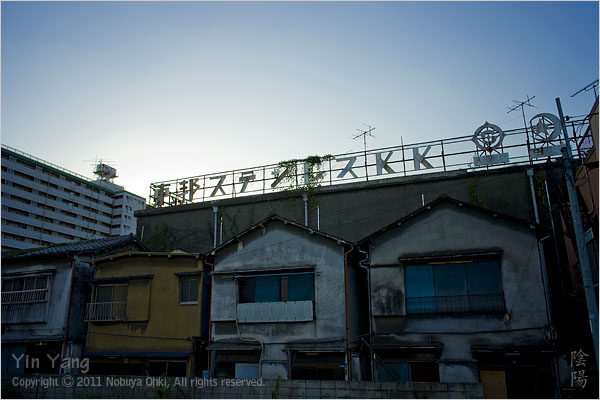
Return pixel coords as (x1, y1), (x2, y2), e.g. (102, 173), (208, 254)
(507, 95), (537, 138)
(352, 124), (375, 180)
(571, 79), (599, 98)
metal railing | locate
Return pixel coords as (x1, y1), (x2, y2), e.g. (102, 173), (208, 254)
(1, 289), (48, 304)
(406, 294), (505, 314)
(85, 302), (127, 322)
(2, 144), (94, 182)
(148, 118), (591, 207)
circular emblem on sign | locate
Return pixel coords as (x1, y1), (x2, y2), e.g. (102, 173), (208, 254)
(529, 113), (561, 143)
(472, 122), (505, 153)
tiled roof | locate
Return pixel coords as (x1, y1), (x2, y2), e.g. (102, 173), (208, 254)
(3, 234), (146, 259)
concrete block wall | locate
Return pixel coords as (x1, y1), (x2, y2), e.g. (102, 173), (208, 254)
(2, 375), (484, 399)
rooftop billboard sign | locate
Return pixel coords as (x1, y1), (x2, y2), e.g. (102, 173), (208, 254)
(149, 115), (590, 207)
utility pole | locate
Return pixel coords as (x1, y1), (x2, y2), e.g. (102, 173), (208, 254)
(353, 124), (375, 181)
(556, 97), (599, 367)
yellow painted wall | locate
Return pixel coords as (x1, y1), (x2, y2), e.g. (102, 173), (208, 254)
(86, 255), (203, 354)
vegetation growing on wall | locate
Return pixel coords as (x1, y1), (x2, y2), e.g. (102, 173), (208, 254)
(221, 207), (241, 241)
(534, 169), (550, 215)
(274, 154), (334, 196)
(143, 222), (175, 252)
(469, 177), (489, 209)
(273, 154), (333, 221)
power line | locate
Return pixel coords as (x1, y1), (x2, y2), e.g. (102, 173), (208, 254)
(571, 79), (598, 98)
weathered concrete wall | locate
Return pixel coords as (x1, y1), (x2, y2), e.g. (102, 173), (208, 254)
(211, 220), (351, 379)
(1, 375), (484, 399)
(1, 257), (74, 342)
(67, 261), (94, 343)
(367, 201), (550, 383)
(369, 202), (548, 331)
(137, 166), (536, 254)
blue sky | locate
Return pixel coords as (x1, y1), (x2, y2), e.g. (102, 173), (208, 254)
(2, 1), (598, 199)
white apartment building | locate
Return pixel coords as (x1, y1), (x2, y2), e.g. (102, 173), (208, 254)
(1, 145), (146, 251)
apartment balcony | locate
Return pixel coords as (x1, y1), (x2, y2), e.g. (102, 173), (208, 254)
(237, 300), (313, 323)
(1, 289), (49, 324)
(85, 302), (127, 322)
(2, 288), (48, 304)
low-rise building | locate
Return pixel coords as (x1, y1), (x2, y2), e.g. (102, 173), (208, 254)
(1, 235), (146, 374)
(207, 215), (368, 381)
(359, 195), (555, 398)
(84, 251), (207, 377)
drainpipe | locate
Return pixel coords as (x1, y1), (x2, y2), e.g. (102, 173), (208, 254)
(60, 256), (77, 375)
(357, 247), (373, 380)
(527, 168), (560, 397)
(205, 259), (214, 377)
(343, 246), (353, 381)
(302, 194), (309, 226)
(317, 205), (320, 231)
(212, 205), (219, 248)
(219, 217), (223, 245)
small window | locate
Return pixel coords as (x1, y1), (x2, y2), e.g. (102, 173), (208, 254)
(87, 283), (128, 321)
(180, 278), (198, 304)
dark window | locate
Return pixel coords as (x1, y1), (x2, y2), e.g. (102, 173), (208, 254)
(238, 273), (314, 303)
(291, 352), (346, 381)
(214, 363), (235, 378)
(376, 361), (439, 382)
(180, 278), (199, 304)
(405, 260), (504, 314)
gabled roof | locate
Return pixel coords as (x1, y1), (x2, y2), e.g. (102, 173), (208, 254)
(2, 234), (147, 259)
(358, 194), (542, 244)
(206, 214), (353, 256)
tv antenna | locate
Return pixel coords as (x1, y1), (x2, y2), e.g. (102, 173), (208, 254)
(352, 124), (375, 180)
(507, 95), (537, 137)
(571, 79), (598, 98)
(84, 157), (118, 182)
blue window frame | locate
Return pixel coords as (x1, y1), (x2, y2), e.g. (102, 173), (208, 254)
(405, 260), (504, 314)
(238, 273), (314, 303)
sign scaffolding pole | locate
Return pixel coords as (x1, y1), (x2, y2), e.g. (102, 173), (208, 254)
(556, 97), (599, 367)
